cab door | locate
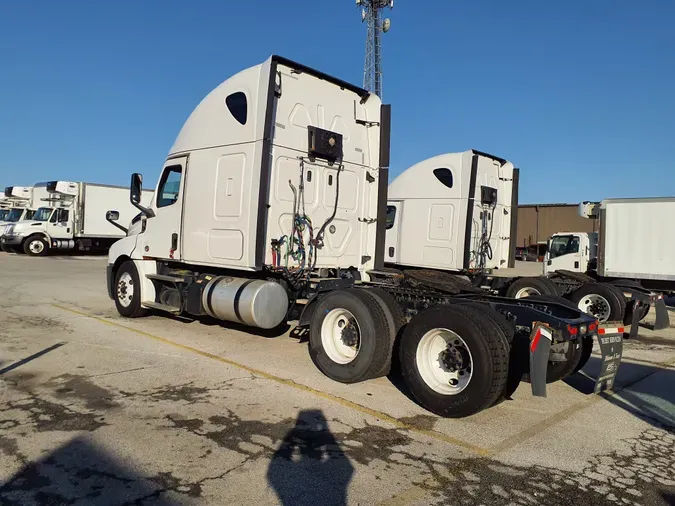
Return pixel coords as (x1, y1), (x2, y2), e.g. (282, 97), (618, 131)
(384, 201), (401, 264)
(47, 208), (72, 239)
(140, 157), (187, 260)
(544, 234), (581, 274)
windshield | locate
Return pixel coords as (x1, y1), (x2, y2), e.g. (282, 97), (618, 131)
(548, 235), (579, 259)
(5, 208), (24, 222)
(33, 207), (54, 222)
(0, 209), (8, 221)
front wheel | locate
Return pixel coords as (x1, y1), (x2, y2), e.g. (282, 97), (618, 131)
(23, 235), (49, 256)
(399, 305), (509, 418)
(113, 261), (148, 318)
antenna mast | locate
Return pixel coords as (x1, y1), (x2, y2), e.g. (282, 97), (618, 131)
(356, 0), (393, 99)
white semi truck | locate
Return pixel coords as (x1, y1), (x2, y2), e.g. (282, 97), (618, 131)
(104, 55), (621, 418)
(1, 181), (153, 256)
(384, 151), (669, 381)
(384, 152), (668, 326)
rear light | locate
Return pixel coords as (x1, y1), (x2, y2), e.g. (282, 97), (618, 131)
(567, 324), (578, 336)
(579, 324), (587, 335)
(588, 321), (598, 332)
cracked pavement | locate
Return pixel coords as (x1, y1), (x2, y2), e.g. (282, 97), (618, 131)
(1, 253), (674, 505)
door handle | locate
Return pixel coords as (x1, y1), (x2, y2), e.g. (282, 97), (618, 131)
(171, 233), (178, 250)
(547, 260), (552, 266)
(574, 261), (579, 269)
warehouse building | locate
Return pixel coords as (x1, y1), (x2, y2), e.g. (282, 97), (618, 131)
(516, 203), (597, 249)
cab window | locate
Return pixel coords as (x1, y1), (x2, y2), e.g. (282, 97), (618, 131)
(549, 235), (579, 259)
(157, 165), (182, 208)
(385, 205), (397, 230)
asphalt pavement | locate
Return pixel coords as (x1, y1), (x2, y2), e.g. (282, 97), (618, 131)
(1, 253), (674, 505)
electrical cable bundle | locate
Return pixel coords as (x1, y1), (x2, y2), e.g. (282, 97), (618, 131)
(269, 157), (343, 290)
(474, 204), (495, 272)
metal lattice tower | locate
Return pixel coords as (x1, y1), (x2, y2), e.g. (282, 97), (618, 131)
(357, 0), (393, 98)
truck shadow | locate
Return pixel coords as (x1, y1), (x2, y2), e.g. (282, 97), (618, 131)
(0, 436), (182, 504)
(267, 409), (354, 506)
(565, 357), (675, 429)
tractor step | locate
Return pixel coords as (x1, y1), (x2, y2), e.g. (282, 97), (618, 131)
(146, 274), (185, 284)
(142, 301), (182, 314)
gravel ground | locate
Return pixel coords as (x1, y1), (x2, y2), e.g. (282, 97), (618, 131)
(1, 252), (674, 505)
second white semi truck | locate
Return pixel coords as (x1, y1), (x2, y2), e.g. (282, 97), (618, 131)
(383, 150), (669, 382)
(103, 55), (622, 418)
(1, 181), (153, 256)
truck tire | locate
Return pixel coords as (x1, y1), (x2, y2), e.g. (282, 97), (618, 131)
(544, 339), (584, 383)
(610, 279), (650, 323)
(505, 277), (558, 299)
(309, 288), (393, 384)
(573, 336), (594, 374)
(23, 235), (49, 257)
(453, 301), (516, 343)
(568, 283), (626, 323)
(398, 304), (509, 418)
(450, 301), (519, 405)
(363, 287), (407, 377)
(113, 261), (148, 318)
(524, 294), (586, 382)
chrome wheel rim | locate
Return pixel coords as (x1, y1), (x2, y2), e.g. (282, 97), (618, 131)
(515, 287), (541, 298)
(29, 240), (44, 254)
(578, 294), (612, 321)
(416, 328), (473, 395)
(116, 272), (134, 308)
(321, 308), (361, 364)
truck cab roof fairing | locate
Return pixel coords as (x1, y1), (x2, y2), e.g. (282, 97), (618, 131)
(388, 152), (466, 200)
(169, 55), (373, 157)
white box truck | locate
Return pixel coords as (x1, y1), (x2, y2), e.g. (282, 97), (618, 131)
(103, 55), (621, 418)
(0, 187), (36, 230)
(544, 198), (674, 325)
(1, 181), (153, 256)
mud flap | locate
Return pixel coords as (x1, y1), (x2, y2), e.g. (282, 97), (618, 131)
(594, 322), (624, 394)
(653, 296), (670, 331)
(529, 324), (553, 398)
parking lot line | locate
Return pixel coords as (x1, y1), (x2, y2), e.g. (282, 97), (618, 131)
(489, 353), (675, 456)
(52, 303), (491, 456)
(487, 397), (600, 456)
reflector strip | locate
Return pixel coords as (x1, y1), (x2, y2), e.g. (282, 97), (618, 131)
(530, 329), (542, 353)
(598, 327), (624, 334)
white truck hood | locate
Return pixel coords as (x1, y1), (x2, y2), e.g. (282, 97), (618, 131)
(5, 220), (46, 234)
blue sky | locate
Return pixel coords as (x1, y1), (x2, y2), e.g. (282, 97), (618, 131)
(1, 0), (673, 204)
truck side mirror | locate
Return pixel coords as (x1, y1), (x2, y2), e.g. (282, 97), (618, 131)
(129, 173), (155, 218)
(131, 173), (143, 205)
(106, 210), (128, 234)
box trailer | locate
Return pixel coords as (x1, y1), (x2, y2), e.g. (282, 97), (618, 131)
(1, 181), (153, 256)
(102, 55), (621, 418)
